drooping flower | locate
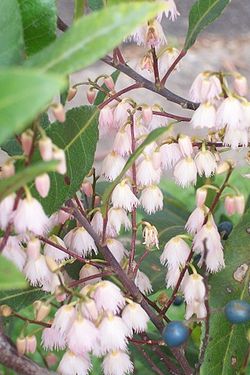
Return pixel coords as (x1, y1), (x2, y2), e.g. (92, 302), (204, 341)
(173, 157), (197, 187)
(79, 264), (102, 285)
(195, 150), (217, 178)
(67, 316), (99, 355)
(58, 351), (92, 375)
(185, 206), (208, 235)
(178, 135), (193, 157)
(183, 273), (206, 304)
(101, 151), (126, 181)
(2, 236), (26, 271)
(122, 301), (149, 334)
(160, 143), (182, 170)
(216, 97), (244, 130)
(233, 74), (248, 96)
(51, 304), (76, 337)
(92, 281), (125, 314)
(35, 174), (50, 198)
(113, 128), (132, 156)
(111, 180), (139, 211)
(135, 270), (153, 295)
(191, 102), (216, 129)
(64, 227), (97, 257)
(160, 236), (190, 269)
(106, 238), (126, 263)
(140, 185), (163, 214)
(0, 194), (15, 230)
(98, 314), (129, 354)
(189, 72), (222, 103)
(102, 350), (134, 375)
(43, 235), (69, 262)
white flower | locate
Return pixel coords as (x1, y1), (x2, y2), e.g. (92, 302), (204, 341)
(174, 157), (197, 187)
(136, 157), (161, 187)
(2, 236), (26, 271)
(140, 185), (163, 214)
(102, 351), (134, 375)
(53, 149), (67, 175)
(189, 72), (222, 103)
(98, 315), (129, 354)
(122, 302), (149, 334)
(44, 235), (69, 262)
(162, 0), (180, 21)
(101, 152), (126, 181)
(42, 327), (67, 351)
(67, 316), (99, 355)
(185, 206), (208, 235)
(191, 102), (216, 129)
(142, 224), (159, 249)
(158, 48), (181, 77)
(52, 305), (76, 336)
(13, 197), (48, 235)
(160, 143), (182, 169)
(160, 236), (190, 269)
(165, 268), (189, 290)
(111, 180), (139, 211)
(107, 208), (131, 235)
(113, 128), (132, 156)
(233, 75), (248, 96)
(183, 274), (206, 303)
(58, 351), (91, 375)
(81, 299), (99, 321)
(64, 227), (97, 257)
(79, 264), (102, 285)
(92, 281), (125, 314)
(99, 106), (114, 136)
(113, 101), (132, 128)
(91, 211), (104, 236)
(223, 128), (248, 149)
(178, 135), (193, 157)
(216, 97), (244, 130)
(106, 238), (125, 263)
(185, 301), (207, 320)
(0, 194), (15, 230)
(135, 270), (153, 295)
(196, 188), (207, 207)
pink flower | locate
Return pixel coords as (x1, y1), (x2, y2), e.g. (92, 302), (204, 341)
(216, 97), (244, 130)
(136, 157), (161, 187)
(98, 315), (129, 354)
(140, 185), (163, 214)
(185, 206), (208, 235)
(93, 281), (125, 314)
(101, 151), (126, 181)
(142, 105), (153, 126)
(174, 157), (197, 187)
(235, 194), (245, 215)
(191, 102), (216, 129)
(158, 48), (181, 77)
(24, 254), (52, 287)
(0, 194), (15, 230)
(178, 135), (193, 157)
(26, 335), (37, 354)
(20, 130), (33, 155)
(67, 316), (99, 355)
(113, 101), (131, 128)
(162, 0), (180, 21)
(113, 128), (132, 156)
(2, 236), (26, 271)
(104, 76), (115, 91)
(122, 302), (149, 334)
(224, 196), (236, 216)
(53, 148), (67, 175)
(106, 238), (126, 264)
(195, 150), (217, 177)
(196, 188), (207, 207)
(223, 128), (248, 149)
(52, 304), (76, 336)
(189, 72), (222, 103)
(91, 211), (104, 236)
(39, 137), (53, 161)
(81, 298), (99, 321)
(43, 235), (69, 262)
(160, 236), (190, 269)
(160, 143), (182, 169)
(64, 227), (97, 257)
(99, 106), (114, 136)
(35, 173), (50, 198)
(52, 103), (65, 123)
(79, 264), (102, 285)
(42, 327), (67, 351)
(107, 208), (131, 235)
(58, 351), (91, 375)
(102, 351), (134, 375)
(233, 75), (248, 96)
(87, 88), (96, 104)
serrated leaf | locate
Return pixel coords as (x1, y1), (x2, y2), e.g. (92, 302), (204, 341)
(0, 69), (65, 145)
(17, 0), (57, 55)
(184, 0), (231, 51)
(26, 2), (165, 75)
(201, 209), (250, 375)
(0, 256), (27, 290)
(0, 288), (45, 311)
(0, 161), (58, 201)
(0, 0), (24, 66)
(34, 106), (99, 215)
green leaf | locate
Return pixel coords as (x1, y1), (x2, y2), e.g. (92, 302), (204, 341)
(201, 209), (250, 375)
(0, 256), (27, 290)
(26, 2), (165, 75)
(102, 126), (172, 210)
(17, 0), (57, 55)
(34, 106), (99, 215)
(0, 0), (24, 66)
(184, 0), (231, 51)
(0, 288), (45, 311)
(0, 161), (58, 201)
(0, 68), (65, 145)
(88, 0), (104, 11)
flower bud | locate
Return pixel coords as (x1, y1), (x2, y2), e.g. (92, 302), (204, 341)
(16, 337), (26, 355)
(142, 105), (153, 125)
(87, 88), (96, 104)
(1, 160), (15, 178)
(235, 194), (245, 215)
(142, 224), (159, 250)
(178, 134), (193, 157)
(0, 305), (13, 317)
(39, 137), (53, 161)
(104, 76), (115, 91)
(27, 238), (41, 259)
(20, 130), (34, 156)
(45, 353), (58, 367)
(26, 335), (37, 354)
(53, 149), (67, 175)
(52, 103), (66, 123)
(33, 300), (51, 321)
(224, 196), (236, 216)
(216, 161), (231, 175)
(196, 187), (207, 207)
(67, 87), (77, 101)
(233, 75), (248, 96)
(35, 173), (50, 198)
(82, 180), (93, 197)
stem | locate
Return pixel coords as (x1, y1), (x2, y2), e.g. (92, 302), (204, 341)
(133, 343), (166, 375)
(74, 0), (83, 20)
(151, 47), (160, 86)
(68, 270), (113, 288)
(152, 110), (191, 122)
(13, 313), (51, 328)
(161, 49), (187, 86)
(129, 338), (164, 346)
(99, 83), (141, 109)
(133, 250), (150, 276)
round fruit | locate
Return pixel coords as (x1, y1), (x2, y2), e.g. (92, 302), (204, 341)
(217, 221), (233, 240)
(173, 296), (184, 306)
(162, 321), (189, 347)
(225, 300), (250, 324)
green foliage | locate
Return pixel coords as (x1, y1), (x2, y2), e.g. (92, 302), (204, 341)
(184, 0), (231, 51)
(17, 0), (57, 55)
(26, 2), (164, 75)
(34, 106), (99, 215)
(0, 288), (45, 311)
(0, 0), (24, 66)
(0, 161), (58, 201)
(201, 209), (250, 374)
(88, 0), (104, 11)
(0, 69), (65, 145)
(0, 256), (27, 290)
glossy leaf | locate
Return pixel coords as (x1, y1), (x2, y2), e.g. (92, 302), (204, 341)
(26, 2), (165, 75)
(34, 106), (99, 215)
(17, 0), (57, 55)
(0, 0), (24, 66)
(0, 69), (65, 145)
(0, 256), (27, 290)
(0, 288), (44, 311)
(184, 0), (230, 51)
(201, 209), (250, 374)
(0, 161), (58, 201)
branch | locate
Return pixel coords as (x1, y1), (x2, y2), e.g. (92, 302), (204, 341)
(57, 17), (68, 32)
(0, 327), (54, 375)
(161, 49), (187, 86)
(102, 55), (198, 110)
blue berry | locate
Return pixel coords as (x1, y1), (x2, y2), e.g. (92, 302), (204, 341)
(162, 321), (189, 347)
(225, 300), (250, 324)
(173, 296), (184, 306)
(217, 221), (233, 240)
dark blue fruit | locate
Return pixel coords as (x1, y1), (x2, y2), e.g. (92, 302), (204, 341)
(217, 221), (233, 240)
(173, 296), (184, 306)
(162, 321), (189, 347)
(225, 300), (250, 324)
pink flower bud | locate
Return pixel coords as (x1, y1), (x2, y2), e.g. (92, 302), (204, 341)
(45, 353), (58, 367)
(178, 135), (193, 157)
(20, 130), (34, 156)
(67, 87), (77, 101)
(26, 335), (37, 354)
(16, 337), (26, 355)
(142, 105), (153, 125)
(82, 181), (93, 197)
(27, 238), (41, 259)
(234, 75), (248, 97)
(58, 209), (71, 224)
(33, 300), (51, 321)
(235, 194), (245, 215)
(1, 161), (15, 178)
(224, 196), (236, 216)
(39, 137), (53, 161)
(35, 173), (50, 198)
(104, 76), (115, 91)
(52, 103), (66, 123)
(196, 187), (207, 207)
(87, 88), (96, 104)
(53, 149), (67, 175)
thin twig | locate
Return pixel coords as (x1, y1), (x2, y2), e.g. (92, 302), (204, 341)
(99, 83), (141, 109)
(151, 47), (160, 86)
(13, 312), (51, 328)
(161, 49), (187, 86)
(68, 270), (113, 287)
(133, 343), (166, 375)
